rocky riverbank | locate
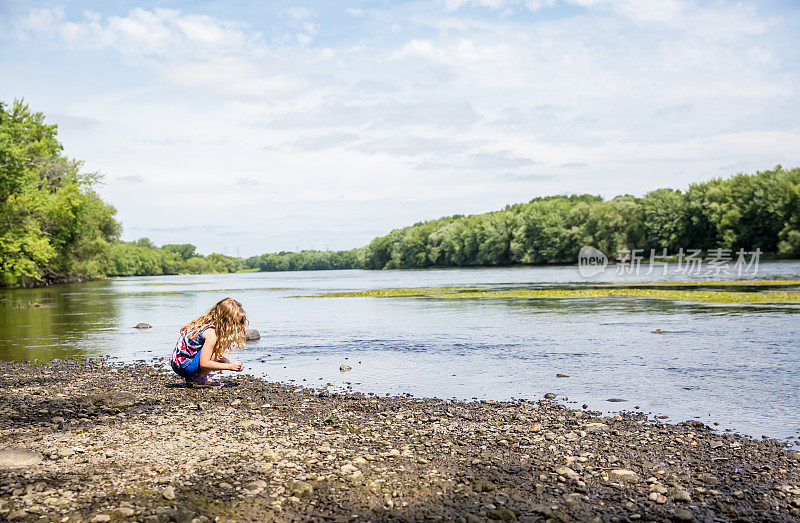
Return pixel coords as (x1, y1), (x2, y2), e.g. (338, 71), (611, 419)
(1, 359), (799, 522)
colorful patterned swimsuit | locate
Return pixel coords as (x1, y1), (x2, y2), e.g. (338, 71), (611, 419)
(170, 324), (213, 378)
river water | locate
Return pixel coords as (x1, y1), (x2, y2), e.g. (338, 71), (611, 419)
(1, 263), (799, 445)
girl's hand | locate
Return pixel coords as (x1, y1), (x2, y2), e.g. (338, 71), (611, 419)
(228, 361), (244, 372)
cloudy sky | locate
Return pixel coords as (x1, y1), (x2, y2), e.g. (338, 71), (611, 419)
(1, 0), (798, 256)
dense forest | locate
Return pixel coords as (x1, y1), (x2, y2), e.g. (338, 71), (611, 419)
(1, 99), (799, 285)
(357, 165), (800, 269)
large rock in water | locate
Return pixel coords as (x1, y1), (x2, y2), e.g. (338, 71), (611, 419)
(245, 328), (261, 341)
(0, 447), (43, 469)
(134, 323), (152, 329)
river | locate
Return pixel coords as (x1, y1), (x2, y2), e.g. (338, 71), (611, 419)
(1, 262), (799, 446)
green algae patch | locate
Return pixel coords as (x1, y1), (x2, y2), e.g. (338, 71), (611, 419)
(615, 279), (800, 287)
(313, 286), (800, 304)
(310, 287), (481, 298)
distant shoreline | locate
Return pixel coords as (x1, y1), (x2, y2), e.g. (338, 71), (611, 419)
(3, 257), (800, 290)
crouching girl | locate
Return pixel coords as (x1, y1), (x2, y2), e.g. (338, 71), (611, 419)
(170, 297), (246, 387)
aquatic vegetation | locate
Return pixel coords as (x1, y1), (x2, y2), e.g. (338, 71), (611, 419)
(615, 279), (800, 287)
(313, 285), (800, 304)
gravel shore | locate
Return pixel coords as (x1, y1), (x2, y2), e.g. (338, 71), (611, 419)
(1, 359), (799, 522)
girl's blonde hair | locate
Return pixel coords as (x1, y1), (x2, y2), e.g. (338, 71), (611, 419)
(181, 297), (247, 359)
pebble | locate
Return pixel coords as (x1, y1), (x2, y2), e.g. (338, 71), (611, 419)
(90, 515), (111, 523)
(554, 466), (578, 478)
(161, 486), (175, 500)
(339, 364), (352, 372)
(134, 323), (152, 329)
(608, 469), (639, 483)
(340, 463), (359, 475)
(247, 480), (268, 490)
(57, 447), (75, 458)
(674, 490), (691, 502)
(289, 480), (314, 497)
(582, 422), (608, 432)
(675, 508), (694, 521)
(113, 507), (136, 517)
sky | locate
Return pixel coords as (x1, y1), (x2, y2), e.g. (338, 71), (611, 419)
(1, 0), (799, 256)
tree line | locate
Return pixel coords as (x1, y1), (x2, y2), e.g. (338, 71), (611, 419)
(2, 99), (798, 285)
(356, 165), (800, 269)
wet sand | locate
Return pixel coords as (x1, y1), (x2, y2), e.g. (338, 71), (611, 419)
(0, 359), (799, 522)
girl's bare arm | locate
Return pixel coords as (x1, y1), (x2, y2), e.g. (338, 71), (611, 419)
(198, 330), (241, 371)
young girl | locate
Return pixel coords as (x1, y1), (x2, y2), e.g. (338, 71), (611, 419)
(170, 297), (246, 387)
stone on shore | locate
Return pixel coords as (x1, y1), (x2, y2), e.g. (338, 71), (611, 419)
(674, 490), (692, 502)
(289, 480), (314, 497)
(245, 328), (261, 341)
(555, 466), (578, 478)
(162, 486), (176, 500)
(608, 469), (639, 483)
(0, 447), (42, 469)
(339, 364), (352, 372)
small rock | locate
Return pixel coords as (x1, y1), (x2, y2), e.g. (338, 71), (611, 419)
(674, 490), (691, 502)
(134, 323), (152, 329)
(789, 451), (800, 462)
(245, 328), (261, 341)
(582, 422), (608, 432)
(0, 447), (43, 469)
(607, 398), (627, 402)
(90, 515), (111, 523)
(339, 364), (352, 372)
(544, 393), (556, 399)
(555, 466), (578, 478)
(289, 480), (314, 497)
(675, 509), (693, 521)
(7, 510), (27, 520)
(247, 480), (268, 490)
(556, 374), (569, 378)
(113, 507), (136, 518)
(57, 447), (75, 458)
(608, 469), (639, 483)
(530, 423), (541, 433)
(162, 486), (175, 500)
(352, 456), (368, 466)
(340, 463), (359, 475)
(219, 482), (233, 489)
(652, 328), (664, 334)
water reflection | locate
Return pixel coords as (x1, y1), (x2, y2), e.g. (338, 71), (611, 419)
(0, 281), (120, 361)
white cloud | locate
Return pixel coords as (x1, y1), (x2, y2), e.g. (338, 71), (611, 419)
(284, 7), (315, 20)
(15, 7), (261, 57)
(5, 1), (798, 254)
